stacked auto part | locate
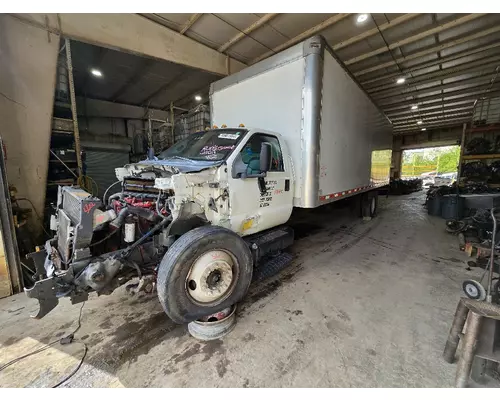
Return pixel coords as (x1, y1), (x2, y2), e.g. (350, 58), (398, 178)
(389, 178), (423, 195)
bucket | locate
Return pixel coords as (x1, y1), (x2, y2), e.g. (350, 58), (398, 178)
(427, 196), (442, 216)
(441, 195), (464, 220)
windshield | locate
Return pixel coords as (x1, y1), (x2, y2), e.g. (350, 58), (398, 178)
(158, 129), (247, 162)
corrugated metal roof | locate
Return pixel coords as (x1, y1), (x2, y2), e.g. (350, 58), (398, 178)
(72, 13), (500, 135)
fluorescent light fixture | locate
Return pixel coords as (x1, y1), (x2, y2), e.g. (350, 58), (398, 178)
(417, 120), (423, 125)
(90, 68), (102, 77)
(411, 105), (418, 110)
(396, 77), (405, 84)
(195, 95), (202, 101)
(357, 14), (368, 23)
(421, 128), (427, 131)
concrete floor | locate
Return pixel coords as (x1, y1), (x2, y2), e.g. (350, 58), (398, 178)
(0, 193), (484, 387)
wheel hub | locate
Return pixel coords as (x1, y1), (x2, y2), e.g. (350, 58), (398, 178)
(465, 284), (478, 297)
(187, 250), (234, 303)
(207, 270), (222, 289)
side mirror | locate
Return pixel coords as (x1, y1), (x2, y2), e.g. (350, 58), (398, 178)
(260, 143), (272, 173)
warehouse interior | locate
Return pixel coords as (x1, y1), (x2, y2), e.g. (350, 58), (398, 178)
(2, 12), (500, 388)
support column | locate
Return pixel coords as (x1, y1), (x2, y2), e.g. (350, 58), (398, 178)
(0, 15), (59, 237)
(391, 136), (403, 179)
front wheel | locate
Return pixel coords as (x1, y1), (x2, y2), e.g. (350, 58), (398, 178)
(157, 225), (253, 324)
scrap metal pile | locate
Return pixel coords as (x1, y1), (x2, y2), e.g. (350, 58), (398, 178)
(389, 178), (423, 195)
(465, 137), (494, 155)
(461, 161), (500, 183)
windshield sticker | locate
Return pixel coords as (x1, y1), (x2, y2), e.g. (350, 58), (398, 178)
(218, 133), (240, 140)
(200, 144), (235, 155)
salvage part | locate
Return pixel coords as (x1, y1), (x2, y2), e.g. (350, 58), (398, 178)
(187, 305), (237, 341)
(157, 225), (253, 324)
(463, 279), (486, 301)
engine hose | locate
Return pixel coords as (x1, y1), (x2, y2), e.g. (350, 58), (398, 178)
(110, 207), (130, 229)
(110, 206), (159, 230)
(108, 193), (121, 206)
(118, 216), (172, 259)
(103, 180), (122, 205)
(156, 191), (166, 219)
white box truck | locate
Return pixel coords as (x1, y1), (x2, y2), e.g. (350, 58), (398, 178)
(26, 36), (392, 324)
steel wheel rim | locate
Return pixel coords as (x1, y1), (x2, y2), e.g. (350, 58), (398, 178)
(465, 283), (479, 298)
(186, 249), (238, 304)
(370, 197), (376, 215)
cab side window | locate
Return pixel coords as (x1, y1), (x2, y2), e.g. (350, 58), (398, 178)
(240, 134), (284, 172)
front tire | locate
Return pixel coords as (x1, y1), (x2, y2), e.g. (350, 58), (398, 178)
(157, 225), (253, 324)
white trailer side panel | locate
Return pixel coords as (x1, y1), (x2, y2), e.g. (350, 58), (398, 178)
(318, 52), (392, 198)
(210, 36), (392, 208)
(211, 57), (305, 202)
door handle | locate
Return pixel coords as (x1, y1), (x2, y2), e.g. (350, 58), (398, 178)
(285, 179), (290, 192)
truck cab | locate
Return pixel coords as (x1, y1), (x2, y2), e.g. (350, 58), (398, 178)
(162, 127), (294, 237)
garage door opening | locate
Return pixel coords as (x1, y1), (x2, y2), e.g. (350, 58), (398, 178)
(401, 145), (460, 186)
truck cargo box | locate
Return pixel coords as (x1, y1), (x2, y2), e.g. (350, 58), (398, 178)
(210, 35), (393, 208)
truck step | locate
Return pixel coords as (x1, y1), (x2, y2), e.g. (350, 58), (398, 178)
(252, 252), (293, 282)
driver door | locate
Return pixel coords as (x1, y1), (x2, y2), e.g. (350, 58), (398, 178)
(228, 132), (293, 236)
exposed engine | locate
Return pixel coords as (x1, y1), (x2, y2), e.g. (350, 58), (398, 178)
(25, 169), (176, 319)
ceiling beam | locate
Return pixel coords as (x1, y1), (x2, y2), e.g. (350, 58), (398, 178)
(385, 92), (500, 114)
(393, 111), (473, 127)
(10, 13), (245, 77)
(333, 14), (420, 51)
(387, 100), (476, 117)
(368, 56), (500, 94)
(394, 118), (471, 133)
(166, 85), (211, 111)
(138, 70), (191, 106)
(374, 72), (499, 102)
(251, 13), (350, 64)
(391, 106), (474, 122)
(180, 13), (203, 35)
(345, 14), (485, 66)
(218, 13), (279, 53)
(382, 86), (500, 112)
(362, 41), (500, 87)
(353, 25), (500, 77)
(377, 76), (499, 106)
(109, 58), (156, 102)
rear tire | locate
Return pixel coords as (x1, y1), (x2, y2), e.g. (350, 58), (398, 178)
(361, 191), (378, 219)
(157, 225), (253, 324)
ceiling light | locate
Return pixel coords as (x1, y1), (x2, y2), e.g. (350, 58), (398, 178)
(417, 120), (423, 125)
(90, 68), (102, 77)
(396, 77), (405, 84)
(421, 128), (427, 131)
(194, 95), (202, 101)
(357, 14), (368, 23)
(411, 105), (418, 110)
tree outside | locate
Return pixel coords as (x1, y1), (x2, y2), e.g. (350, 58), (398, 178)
(401, 145), (460, 178)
